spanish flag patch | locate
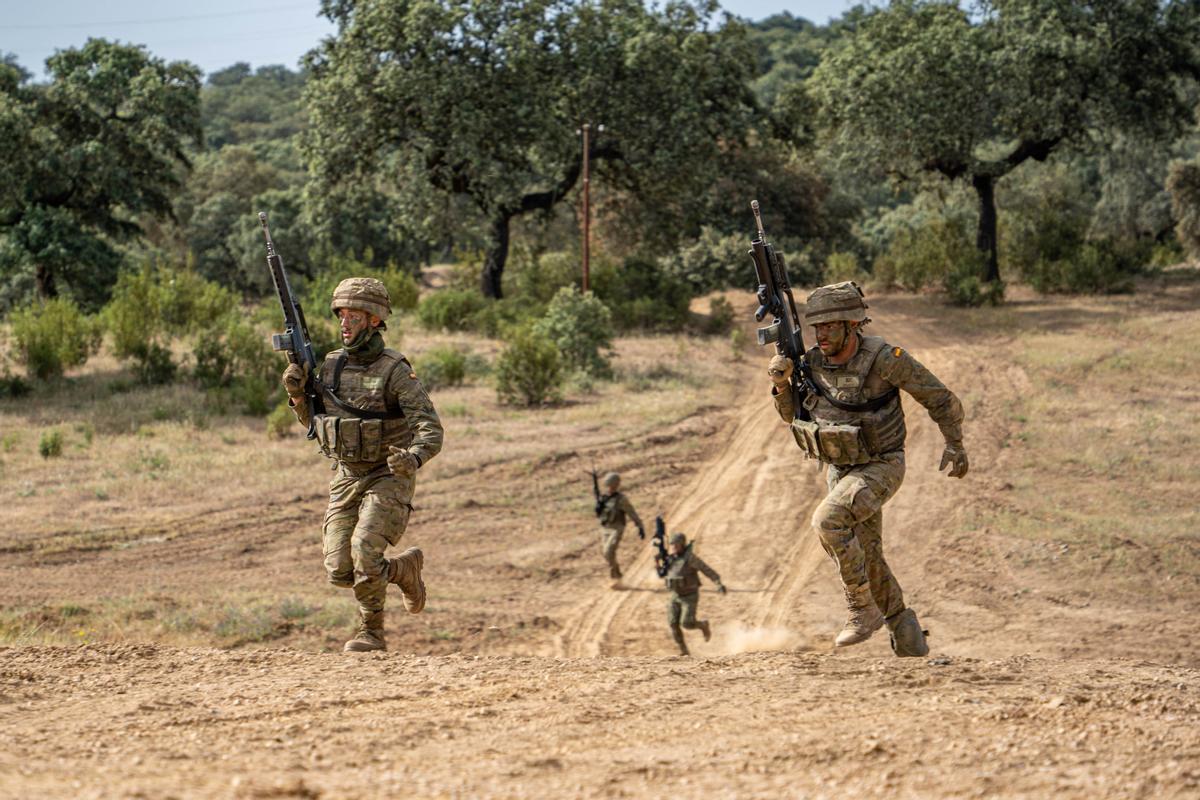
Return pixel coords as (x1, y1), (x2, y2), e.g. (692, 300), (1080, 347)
(893, 347), (904, 358)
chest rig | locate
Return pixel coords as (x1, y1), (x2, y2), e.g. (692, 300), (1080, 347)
(791, 335), (906, 465)
(312, 348), (412, 465)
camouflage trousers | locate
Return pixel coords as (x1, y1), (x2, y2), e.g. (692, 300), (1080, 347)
(599, 526), (623, 578)
(667, 590), (701, 652)
(811, 451), (906, 619)
(323, 463), (414, 618)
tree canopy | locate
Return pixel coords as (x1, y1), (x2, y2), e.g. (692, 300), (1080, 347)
(303, 0), (759, 297)
(0, 40), (202, 309)
(810, 0), (1200, 282)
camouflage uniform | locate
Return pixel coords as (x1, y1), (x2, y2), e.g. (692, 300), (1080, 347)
(770, 282), (965, 656)
(596, 475), (643, 579)
(661, 537), (723, 656)
(288, 278), (443, 652)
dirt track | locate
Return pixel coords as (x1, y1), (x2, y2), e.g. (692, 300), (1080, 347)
(2, 297), (1199, 798)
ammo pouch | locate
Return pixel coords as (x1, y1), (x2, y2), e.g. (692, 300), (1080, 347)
(313, 415), (385, 463)
(666, 576), (685, 592)
(790, 419), (871, 466)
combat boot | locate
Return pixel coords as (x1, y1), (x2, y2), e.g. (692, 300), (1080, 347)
(670, 624), (689, 656)
(387, 547), (426, 614)
(835, 583), (884, 647)
(886, 607), (929, 658)
(344, 611), (386, 653)
(699, 620), (712, 642)
(610, 564), (622, 580)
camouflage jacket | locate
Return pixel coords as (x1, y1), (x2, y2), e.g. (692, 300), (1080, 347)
(663, 545), (721, 596)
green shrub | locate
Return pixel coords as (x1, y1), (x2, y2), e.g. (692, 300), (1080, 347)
(9, 298), (102, 380)
(874, 216), (983, 294)
(104, 265), (237, 363)
(416, 289), (490, 331)
(506, 250), (579, 306)
(415, 346), (467, 390)
(131, 344), (177, 385)
(823, 251), (869, 285)
(266, 401), (296, 439)
(702, 297), (736, 336)
(591, 257), (693, 332)
(1022, 238), (1148, 294)
(533, 287), (613, 377)
(495, 329), (563, 406)
(1166, 159), (1200, 259)
(660, 227), (748, 293)
(942, 260), (1004, 307)
(729, 327), (748, 361)
(38, 429), (63, 458)
(0, 370), (31, 398)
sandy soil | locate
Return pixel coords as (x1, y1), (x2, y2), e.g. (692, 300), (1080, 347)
(1, 291), (1198, 798)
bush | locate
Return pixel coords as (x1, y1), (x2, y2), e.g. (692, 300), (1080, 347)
(38, 429), (63, 458)
(416, 289), (490, 331)
(495, 328), (563, 406)
(506, 250), (579, 306)
(0, 371), (31, 398)
(104, 265), (237, 363)
(873, 215), (984, 295)
(823, 251), (869, 285)
(660, 227), (748, 293)
(266, 401), (297, 439)
(1022, 237), (1148, 294)
(414, 347), (466, 390)
(591, 257), (693, 332)
(702, 296), (736, 336)
(9, 298), (102, 380)
(942, 260), (1004, 307)
(533, 287), (614, 377)
(132, 344), (178, 385)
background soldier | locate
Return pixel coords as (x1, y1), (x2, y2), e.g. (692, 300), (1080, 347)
(767, 281), (966, 657)
(659, 532), (726, 656)
(596, 472), (644, 581)
(282, 277), (444, 652)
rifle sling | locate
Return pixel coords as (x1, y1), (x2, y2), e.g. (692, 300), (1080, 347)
(807, 378), (899, 413)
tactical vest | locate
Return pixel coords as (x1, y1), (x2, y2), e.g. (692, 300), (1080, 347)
(791, 335), (906, 465)
(311, 347), (414, 466)
(599, 492), (626, 529)
(664, 546), (701, 595)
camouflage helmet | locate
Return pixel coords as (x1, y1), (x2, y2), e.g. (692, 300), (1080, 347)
(668, 532), (687, 547)
(804, 281), (868, 325)
(602, 472), (620, 490)
(330, 277), (391, 321)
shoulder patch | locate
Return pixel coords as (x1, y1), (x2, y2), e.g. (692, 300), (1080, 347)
(893, 347), (904, 358)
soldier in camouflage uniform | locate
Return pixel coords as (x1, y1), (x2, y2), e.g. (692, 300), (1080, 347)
(282, 277), (444, 653)
(659, 532), (726, 656)
(767, 281), (966, 657)
(596, 472), (644, 581)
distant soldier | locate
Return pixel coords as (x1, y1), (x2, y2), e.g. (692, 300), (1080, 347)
(658, 531), (726, 656)
(595, 472), (644, 581)
(281, 278), (444, 652)
(767, 281), (966, 657)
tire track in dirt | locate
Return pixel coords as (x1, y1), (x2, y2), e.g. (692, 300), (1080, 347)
(555, 305), (975, 658)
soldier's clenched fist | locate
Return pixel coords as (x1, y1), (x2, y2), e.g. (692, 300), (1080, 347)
(387, 446), (419, 477)
(282, 363), (308, 398)
(767, 354), (793, 388)
(939, 443), (969, 479)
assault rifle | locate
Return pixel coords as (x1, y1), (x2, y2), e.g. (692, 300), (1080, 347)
(748, 200), (812, 422)
(587, 465), (604, 518)
(651, 516), (671, 578)
(260, 211), (322, 439)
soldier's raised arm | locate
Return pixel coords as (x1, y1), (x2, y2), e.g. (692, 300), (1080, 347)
(387, 362), (444, 468)
(876, 346), (967, 476)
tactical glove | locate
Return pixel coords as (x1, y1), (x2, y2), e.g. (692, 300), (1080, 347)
(716, 583), (728, 595)
(939, 443), (969, 479)
(282, 363), (308, 399)
(388, 446), (420, 477)
(767, 354), (793, 389)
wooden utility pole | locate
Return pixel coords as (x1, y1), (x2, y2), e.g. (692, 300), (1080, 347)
(578, 123), (603, 293)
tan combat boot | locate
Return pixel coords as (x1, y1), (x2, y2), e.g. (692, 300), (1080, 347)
(699, 620), (712, 642)
(344, 611), (386, 653)
(670, 624), (689, 656)
(886, 607), (929, 658)
(834, 583), (884, 647)
(387, 547), (426, 614)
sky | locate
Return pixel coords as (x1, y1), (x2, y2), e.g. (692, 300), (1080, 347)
(1, 0), (858, 80)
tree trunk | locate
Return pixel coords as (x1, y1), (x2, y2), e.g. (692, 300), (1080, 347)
(972, 173), (1001, 283)
(35, 263), (57, 299)
(480, 212), (511, 299)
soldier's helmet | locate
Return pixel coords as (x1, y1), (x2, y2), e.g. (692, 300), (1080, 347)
(668, 532), (687, 547)
(602, 472), (620, 489)
(804, 281), (868, 325)
(330, 277), (391, 322)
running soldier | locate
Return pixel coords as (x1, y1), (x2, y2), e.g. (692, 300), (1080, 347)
(595, 472), (644, 581)
(658, 531), (726, 656)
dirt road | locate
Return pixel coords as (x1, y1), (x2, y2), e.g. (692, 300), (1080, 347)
(2, 296), (1198, 798)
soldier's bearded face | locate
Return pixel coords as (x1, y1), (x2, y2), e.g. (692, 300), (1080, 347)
(337, 308), (378, 344)
(814, 321), (852, 356)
